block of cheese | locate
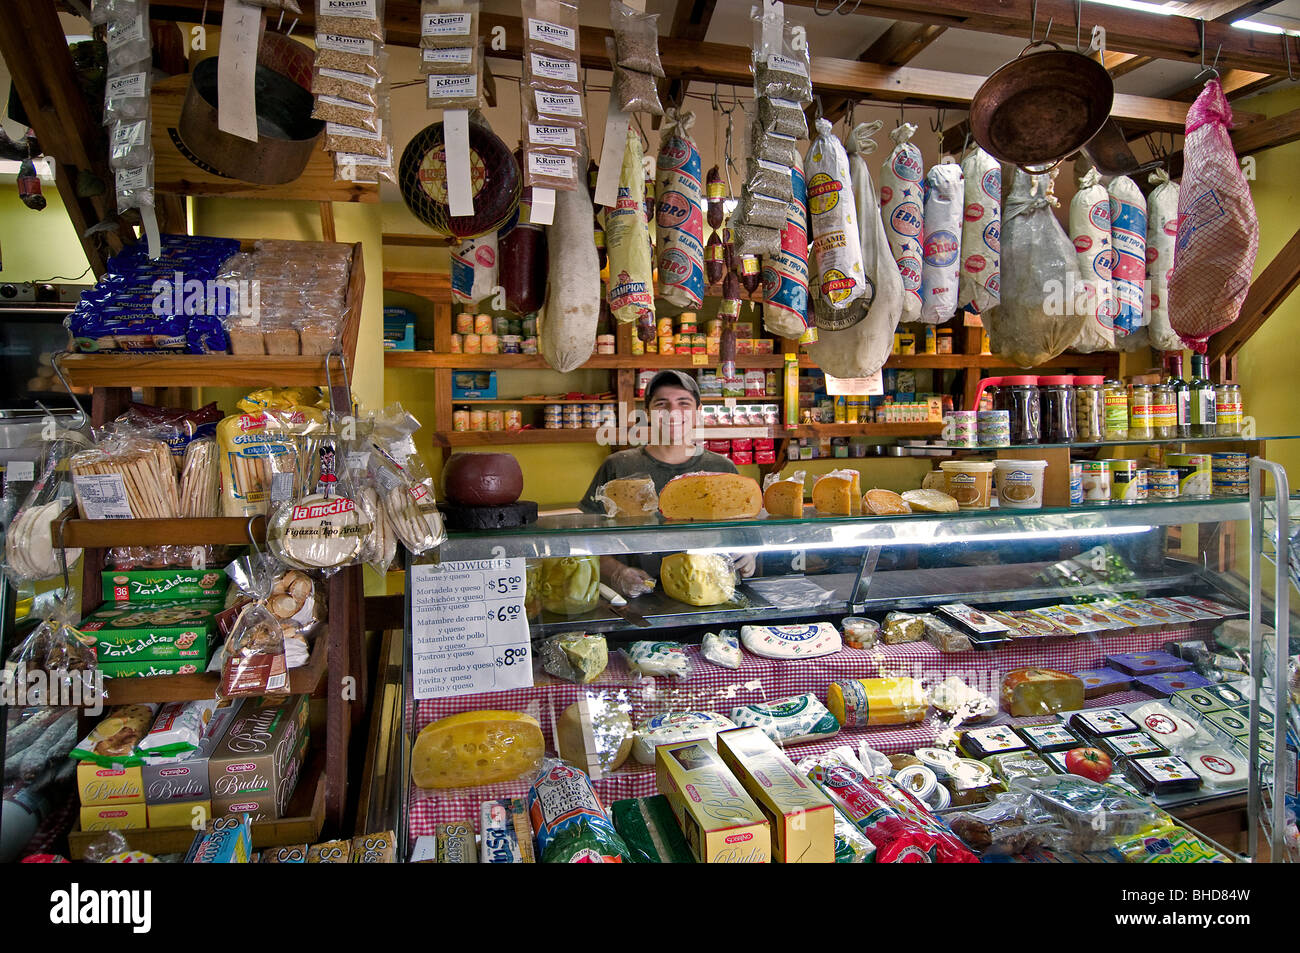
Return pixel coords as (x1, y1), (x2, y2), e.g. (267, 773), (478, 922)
(701, 630), (742, 669)
(659, 553), (737, 606)
(539, 632), (608, 684)
(741, 622), (842, 659)
(595, 476), (659, 517)
(659, 472), (762, 520)
(762, 474), (806, 517)
(864, 488), (911, 515)
(411, 711), (545, 789)
(826, 677), (928, 728)
(632, 711), (735, 765)
(729, 694), (841, 746)
(812, 470), (861, 515)
(999, 669), (1085, 717)
(716, 727), (837, 863)
(1182, 746), (1248, 790)
(901, 489), (959, 513)
(556, 698), (634, 777)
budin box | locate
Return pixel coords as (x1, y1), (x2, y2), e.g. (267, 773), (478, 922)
(208, 694), (310, 822)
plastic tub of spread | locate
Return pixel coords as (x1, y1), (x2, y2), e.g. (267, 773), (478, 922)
(941, 460), (997, 509)
(993, 459), (1048, 509)
(841, 617), (879, 649)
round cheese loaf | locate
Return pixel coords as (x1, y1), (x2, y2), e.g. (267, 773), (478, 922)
(443, 452), (524, 506)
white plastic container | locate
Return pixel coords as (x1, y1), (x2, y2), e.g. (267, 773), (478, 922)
(940, 459), (997, 509)
(993, 459), (1049, 509)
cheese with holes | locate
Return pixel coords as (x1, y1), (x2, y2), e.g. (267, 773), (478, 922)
(826, 677), (928, 728)
(763, 478), (805, 517)
(660, 553), (736, 606)
(659, 472), (762, 520)
(729, 694), (840, 746)
(812, 470), (861, 515)
(410, 711), (545, 789)
(1000, 669), (1085, 717)
(741, 622), (842, 659)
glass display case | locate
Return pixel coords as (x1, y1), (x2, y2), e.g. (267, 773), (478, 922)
(379, 496), (1285, 863)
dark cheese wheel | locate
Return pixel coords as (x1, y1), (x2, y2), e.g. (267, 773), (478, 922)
(399, 118), (521, 239)
(443, 452), (524, 506)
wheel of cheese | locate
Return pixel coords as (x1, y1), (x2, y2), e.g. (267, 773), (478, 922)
(740, 622), (842, 659)
(658, 472), (762, 521)
(762, 478), (805, 517)
(864, 488), (912, 515)
(900, 489), (958, 513)
(597, 476), (658, 517)
(411, 710), (545, 789)
(398, 119), (522, 239)
(443, 452), (523, 506)
(660, 553), (736, 606)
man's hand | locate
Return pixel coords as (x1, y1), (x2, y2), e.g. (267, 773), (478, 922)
(731, 553), (756, 578)
(607, 563), (656, 599)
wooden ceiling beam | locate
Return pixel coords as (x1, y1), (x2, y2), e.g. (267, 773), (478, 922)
(655, 0), (718, 130)
(1105, 52), (1154, 78)
(780, 0), (1298, 75)
(820, 22), (948, 124)
(1167, 104), (1300, 175)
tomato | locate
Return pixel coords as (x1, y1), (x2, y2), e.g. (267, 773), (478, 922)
(1065, 746), (1113, 782)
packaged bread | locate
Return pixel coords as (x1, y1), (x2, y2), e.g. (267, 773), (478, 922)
(901, 488), (958, 513)
(659, 553), (737, 607)
(762, 470), (805, 518)
(658, 472), (762, 520)
(215, 406), (324, 518)
(593, 475), (658, 517)
(864, 488), (911, 515)
(812, 469), (861, 515)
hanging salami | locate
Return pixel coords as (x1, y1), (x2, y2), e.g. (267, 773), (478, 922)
(654, 109), (705, 309)
(919, 158), (963, 324)
(878, 124), (924, 322)
(957, 146), (1000, 315)
(760, 152), (810, 340)
(1067, 167), (1116, 352)
(1108, 174), (1148, 342)
(1146, 168), (1182, 352)
(806, 117), (869, 330)
(605, 125), (655, 328)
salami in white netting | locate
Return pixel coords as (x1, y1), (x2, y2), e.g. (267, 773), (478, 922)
(1146, 168), (1183, 352)
(1067, 167), (1116, 352)
(1168, 80), (1259, 353)
(958, 146), (1000, 315)
(878, 124), (924, 322)
(919, 158), (963, 323)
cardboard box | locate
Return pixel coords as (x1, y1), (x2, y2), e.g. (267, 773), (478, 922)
(655, 739), (770, 863)
(99, 659), (208, 678)
(77, 763), (144, 807)
(81, 803), (148, 832)
(148, 800), (211, 829)
(731, 451), (753, 466)
(80, 599), (222, 662)
(715, 727), (836, 863)
(754, 450), (777, 465)
(143, 699), (242, 806)
(208, 694), (309, 822)
(102, 569), (228, 603)
(752, 438), (774, 452)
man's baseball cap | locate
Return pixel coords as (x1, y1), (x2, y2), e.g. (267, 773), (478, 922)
(645, 369), (701, 406)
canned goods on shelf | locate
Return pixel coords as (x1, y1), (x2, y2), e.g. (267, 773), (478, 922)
(521, 337), (539, 355)
(486, 410), (504, 431)
(504, 410), (523, 430)
(448, 333), (463, 353)
(452, 409), (470, 432)
(1146, 468), (1179, 501)
(455, 313), (473, 334)
(463, 333), (481, 354)
(474, 314), (493, 335)
(1080, 460), (1110, 502)
(481, 333), (500, 354)
(1108, 459), (1140, 504)
(501, 334), (521, 354)
(1069, 462), (1084, 505)
(469, 410), (487, 430)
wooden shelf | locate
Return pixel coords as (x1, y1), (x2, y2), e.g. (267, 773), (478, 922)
(786, 422), (945, 439)
(451, 397), (616, 404)
(434, 428), (607, 447)
(58, 514), (266, 548)
(101, 637), (328, 706)
(66, 745), (328, 860)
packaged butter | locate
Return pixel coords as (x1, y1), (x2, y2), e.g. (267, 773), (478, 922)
(655, 739), (770, 863)
(610, 796), (696, 863)
(729, 694), (840, 746)
(716, 727), (836, 863)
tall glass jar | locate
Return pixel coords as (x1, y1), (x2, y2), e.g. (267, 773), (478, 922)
(1039, 375), (1076, 443)
(992, 376), (1041, 444)
(1128, 384), (1154, 440)
(1216, 384), (1241, 436)
(1074, 375), (1105, 442)
(1103, 379), (1129, 441)
(1152, 382), (1177, 439)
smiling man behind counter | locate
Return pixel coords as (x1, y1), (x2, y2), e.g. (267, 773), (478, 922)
(578, 369), (756, 597)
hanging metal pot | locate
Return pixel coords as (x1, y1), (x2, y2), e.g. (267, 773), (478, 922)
(969, 39), (1115, 172)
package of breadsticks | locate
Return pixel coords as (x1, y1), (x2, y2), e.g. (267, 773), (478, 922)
(69, 430), (180, 520)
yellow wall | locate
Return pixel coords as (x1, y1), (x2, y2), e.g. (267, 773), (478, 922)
(0, 182), (91, 281)
(1234, 85), (1300, 487)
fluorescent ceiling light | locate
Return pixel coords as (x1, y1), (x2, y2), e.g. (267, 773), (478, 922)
(1231, 18), (1300, 35)
(1085, 0), (1177, 16)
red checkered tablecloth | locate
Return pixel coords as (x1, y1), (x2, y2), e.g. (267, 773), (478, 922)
(407, 623), (1207, 837)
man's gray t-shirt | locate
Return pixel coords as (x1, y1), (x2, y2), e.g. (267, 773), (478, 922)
(578, 447), (739, 514)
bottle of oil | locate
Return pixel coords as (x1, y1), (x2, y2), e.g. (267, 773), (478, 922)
(1189, 354), (1218, 437)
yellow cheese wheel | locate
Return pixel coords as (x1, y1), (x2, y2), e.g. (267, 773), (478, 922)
(826, 677), (928, 728)
(659, 472), (762, 520)
(599, 476), (658, 516)
(660, 553), (737, 606)
(411, 710), (545, 789)
(556, 702), (634, 774)
(864, 488), (912, 515)
(812, 474), (857, 515)
(763, 480), (804, 517)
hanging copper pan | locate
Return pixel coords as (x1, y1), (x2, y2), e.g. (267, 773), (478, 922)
(970, 39), (1114, 172)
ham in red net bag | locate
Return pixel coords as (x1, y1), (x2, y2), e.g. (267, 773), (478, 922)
(1168, 80), (1259, 353)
